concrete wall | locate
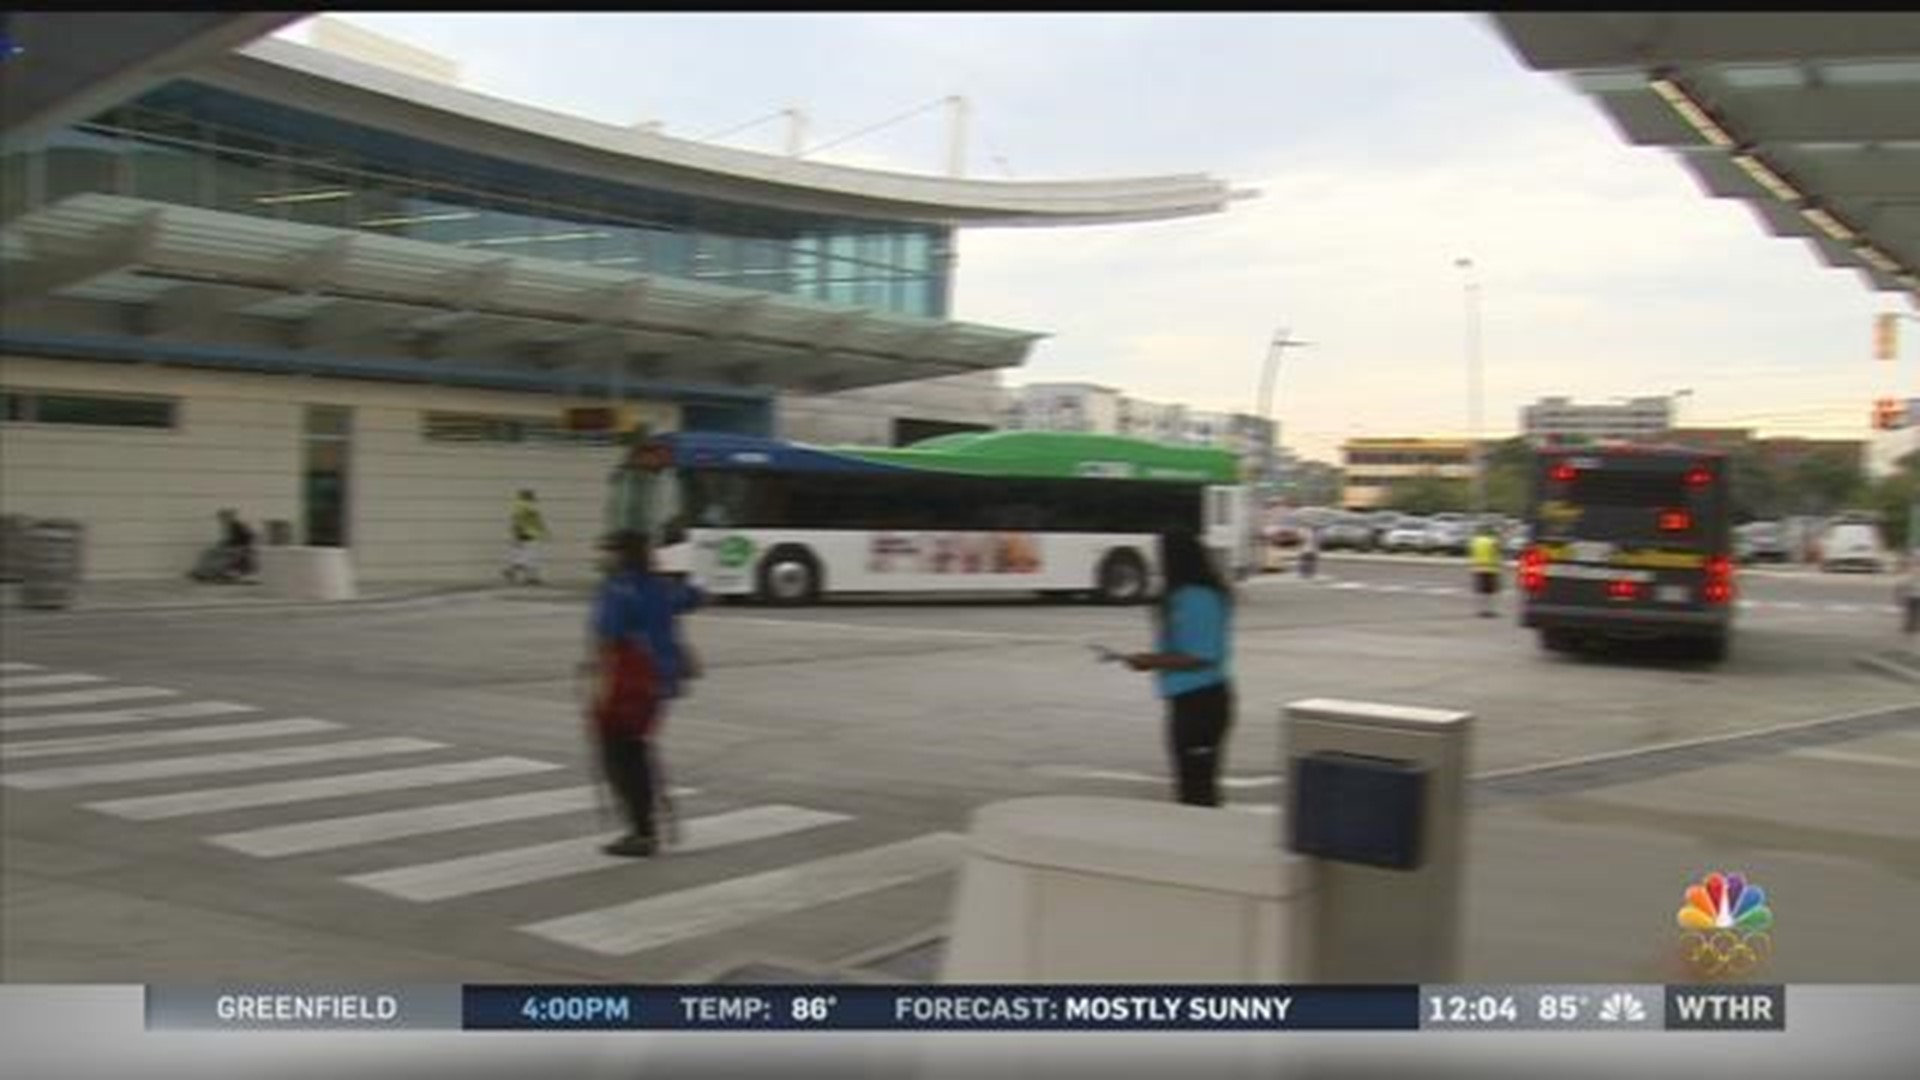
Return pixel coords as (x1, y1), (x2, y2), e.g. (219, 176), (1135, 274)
(779, 370), (1003, 446)
(0, 356), (676, 581)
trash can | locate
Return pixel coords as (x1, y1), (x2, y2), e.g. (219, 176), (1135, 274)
(266, 519), (294, 547)
(20, 519), (84, 610)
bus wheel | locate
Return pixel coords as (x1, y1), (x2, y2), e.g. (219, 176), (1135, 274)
(1095, 549), (1148, 605)
(757, 546), (821, 606)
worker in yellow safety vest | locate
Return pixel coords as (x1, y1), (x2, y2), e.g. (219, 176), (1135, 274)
(505, 488), (550, 585)
(1469, 525), (1502, 618)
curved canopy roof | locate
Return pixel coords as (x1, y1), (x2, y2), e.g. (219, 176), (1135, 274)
(181, 37), (1254, 229)
(1491, 13), (1920, 309)
(1, 194), (1043, 398)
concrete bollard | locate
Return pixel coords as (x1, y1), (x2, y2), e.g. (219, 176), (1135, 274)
(941, 796), (1314, 984)
(258, 546), (358, 602)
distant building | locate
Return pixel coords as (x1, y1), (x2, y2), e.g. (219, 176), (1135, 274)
(1001, 381), (1123, 435)
(1522, 396), (1672, 444)
(1341, 437), (1476, 509)
(1002, 383), (1276, 482)
(1661, 427), (1757, 454)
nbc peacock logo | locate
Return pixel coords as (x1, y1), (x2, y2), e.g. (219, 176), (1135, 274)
(1676, 871), (1774, 977)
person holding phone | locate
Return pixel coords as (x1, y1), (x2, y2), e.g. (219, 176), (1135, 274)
(1112, 530), (1236, 807)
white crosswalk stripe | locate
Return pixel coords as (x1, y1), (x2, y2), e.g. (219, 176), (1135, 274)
(1, 718), (342, 760)
(0, 673), (108, 691)
(0, 669), (979, 961)
(0, 686), (180, 712)
(521, 832), (965, 957)
(1, 738), (442, 790)
(345, 805), (850, 902)
(86, 757), (566, 820)
(1, 700), (257, 734)
(210, 786), (604, 857)
(1790, 748), (1920, 770)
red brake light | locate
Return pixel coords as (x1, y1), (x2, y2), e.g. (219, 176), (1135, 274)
(1703, 555), (1735, 604)
(1684, 466), (1713, 488)
(1658, 509), (1692, 532)
(1608, 579), (1641, 600)
(1520, 546), (1549, 594)
(1550, 463), (1578, 484)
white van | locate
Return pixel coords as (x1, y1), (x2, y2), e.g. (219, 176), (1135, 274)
(1818, 521), (1890, 573)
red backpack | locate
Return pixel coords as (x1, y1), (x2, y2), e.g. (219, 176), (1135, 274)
(593, 640), (660, 738)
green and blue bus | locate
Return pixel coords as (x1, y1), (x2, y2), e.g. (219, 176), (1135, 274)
(606, 430), (1253, 604)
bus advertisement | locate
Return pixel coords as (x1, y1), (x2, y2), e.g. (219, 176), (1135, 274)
(606, 431), (1252, 604)
(1521, 444), (1737, 662)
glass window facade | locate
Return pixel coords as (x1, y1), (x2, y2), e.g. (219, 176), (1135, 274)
(0, 389), (178, 429)
(4, 83), (952, 318)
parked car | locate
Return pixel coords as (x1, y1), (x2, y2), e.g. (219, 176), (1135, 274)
(1425, 514), (1473, 556)
(1500, 522), (1530, 559)
(1735, 521), (1792, 564)
(1818, 521), (1890, 573)
(1381, 517), (1432, 553)
(1319, 514), (1375, 552)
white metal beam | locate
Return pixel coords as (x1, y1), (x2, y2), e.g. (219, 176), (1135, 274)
(5, 210), (163, 302)
(1492, 13), (1920, 70)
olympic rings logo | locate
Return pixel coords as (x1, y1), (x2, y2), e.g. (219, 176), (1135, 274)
(1680, 929), (1774, 977)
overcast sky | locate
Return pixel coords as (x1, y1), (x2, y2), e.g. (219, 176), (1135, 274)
(281, 12), (1904, 462)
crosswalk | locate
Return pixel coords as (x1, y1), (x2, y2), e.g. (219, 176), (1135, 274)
(0, 659), (964, 961)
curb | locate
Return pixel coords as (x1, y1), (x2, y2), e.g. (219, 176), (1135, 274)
(0, 584), (510, 618)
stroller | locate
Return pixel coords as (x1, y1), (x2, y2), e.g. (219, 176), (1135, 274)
(188, 544), (256, 583)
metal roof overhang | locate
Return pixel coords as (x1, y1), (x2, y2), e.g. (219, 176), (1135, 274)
(0, 194), (1044, 397)
(183, 38), (1252, 229)
(0, 12), (303, 147)
(1490, 12), (1920, 309)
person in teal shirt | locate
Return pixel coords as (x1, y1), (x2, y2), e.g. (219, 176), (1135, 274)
(1122, 530), (1235, 807)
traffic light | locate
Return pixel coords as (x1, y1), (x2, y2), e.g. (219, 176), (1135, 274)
(1876, 313), (1900, 361)
(1872, 397), (1903, 430)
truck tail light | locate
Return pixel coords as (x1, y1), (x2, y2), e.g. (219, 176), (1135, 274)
(1704, 555), (1735, 604)
(1520, 546), (1549, 594)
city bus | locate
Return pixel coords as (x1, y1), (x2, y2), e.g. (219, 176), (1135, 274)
(1519, 444), (1737, 662)
(605, 430), (1253, 604)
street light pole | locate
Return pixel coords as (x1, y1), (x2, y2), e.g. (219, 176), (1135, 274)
(1455, 258), (1485, 518)
(1257, 328), (1312, 500)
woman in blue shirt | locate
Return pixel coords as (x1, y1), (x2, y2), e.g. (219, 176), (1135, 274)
(1123, 530), (1235, 807)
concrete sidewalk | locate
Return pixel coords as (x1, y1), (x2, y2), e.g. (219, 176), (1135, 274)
(0, 577), (531, 616)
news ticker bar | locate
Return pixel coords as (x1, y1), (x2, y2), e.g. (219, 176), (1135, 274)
(141, 984), (1786, 1033)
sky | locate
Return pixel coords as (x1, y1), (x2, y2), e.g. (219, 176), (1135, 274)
(276, 12), (1909, 463)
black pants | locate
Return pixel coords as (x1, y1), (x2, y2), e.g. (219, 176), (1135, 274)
(1167, 682), (1233, 807)
(599, 731), (657, 840)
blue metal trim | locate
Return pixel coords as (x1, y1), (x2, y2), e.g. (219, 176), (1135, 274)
(660, 431), (910, 475)
(0, 332), (773, 406)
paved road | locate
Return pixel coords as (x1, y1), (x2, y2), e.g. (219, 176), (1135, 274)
(3, 559), (1915, 984)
